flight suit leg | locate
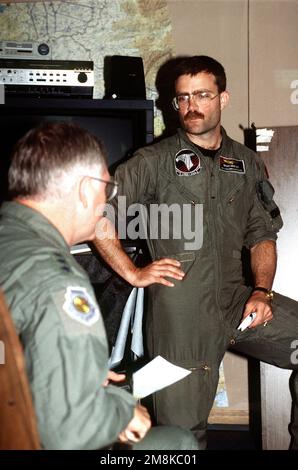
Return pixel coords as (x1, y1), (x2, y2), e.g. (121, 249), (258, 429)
(152, 358), (222, 449)
(133, 425), (200, 450)
(145, 263), (229, 448)
(230, 292), (298, 449)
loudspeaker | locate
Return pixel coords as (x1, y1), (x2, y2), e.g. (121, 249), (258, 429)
(104, 55), (146, 99)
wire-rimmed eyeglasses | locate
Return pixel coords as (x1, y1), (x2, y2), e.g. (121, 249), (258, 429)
(87, 176), (118, 201)
(172, 90), (220, 111)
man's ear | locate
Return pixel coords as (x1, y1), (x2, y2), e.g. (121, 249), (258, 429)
(78, 176), (89, 209)
(220, 91), (229, 110)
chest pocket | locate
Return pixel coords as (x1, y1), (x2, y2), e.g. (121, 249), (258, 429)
(225, 177), (246, 205)
(218, 175), (249, 236)
(158, 167), (205, 206)
(146, 169), (205, 258)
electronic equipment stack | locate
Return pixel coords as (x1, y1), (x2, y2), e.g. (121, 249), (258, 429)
(0, 58), (94, 99)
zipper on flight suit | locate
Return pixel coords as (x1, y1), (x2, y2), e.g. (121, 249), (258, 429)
(226, 179), (245, 205)
(188, 363), (211, 372)
(207, 156), (224, 322)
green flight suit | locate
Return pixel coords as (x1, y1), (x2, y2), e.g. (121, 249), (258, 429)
(113, 127), (298, 448)
(0, 201), (198, 450)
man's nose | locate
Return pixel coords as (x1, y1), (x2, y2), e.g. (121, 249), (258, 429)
(187, 95), (198, 111)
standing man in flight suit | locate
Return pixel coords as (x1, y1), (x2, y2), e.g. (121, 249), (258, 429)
(0, 121), (198, 450)
(93, 56), (298, 449)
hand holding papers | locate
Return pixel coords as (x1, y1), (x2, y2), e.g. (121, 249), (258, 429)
(132, 355), (191, 399)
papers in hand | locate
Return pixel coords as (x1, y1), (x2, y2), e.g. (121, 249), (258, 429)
(132, 355), (191, 399)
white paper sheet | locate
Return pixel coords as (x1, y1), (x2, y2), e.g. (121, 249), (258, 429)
(132, 355), (191, 399)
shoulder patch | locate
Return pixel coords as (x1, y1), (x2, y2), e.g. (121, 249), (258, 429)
(62, 286), (99, 326)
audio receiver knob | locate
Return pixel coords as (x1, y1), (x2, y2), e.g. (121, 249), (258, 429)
(37, 43), (50, 56)
(77, 72), (87, 83)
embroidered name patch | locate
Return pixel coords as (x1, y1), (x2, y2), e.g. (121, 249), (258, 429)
(175, 149), (201, 176)
(219, 156), (246, 174)
(63, 286), (99, 326)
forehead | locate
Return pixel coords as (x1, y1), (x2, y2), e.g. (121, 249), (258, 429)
(175, 72), (217, 92)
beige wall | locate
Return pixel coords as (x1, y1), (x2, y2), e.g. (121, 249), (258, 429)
(167, 0), (298, 138)
(167, 0), (249, 142)
(249, 0), (298, 128)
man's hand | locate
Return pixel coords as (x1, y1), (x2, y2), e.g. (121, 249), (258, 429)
(242, 291), (273, 328)
(102, 370), (126, 387)
(129, 258), (185, 287)
(118, 403), (151, 444)
(93, 223), (185, 288)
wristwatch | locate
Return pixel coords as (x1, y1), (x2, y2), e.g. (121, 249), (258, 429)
(252, 286), (274, 300)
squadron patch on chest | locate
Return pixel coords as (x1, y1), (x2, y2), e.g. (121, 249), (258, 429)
(219, 156), (246, 174)
(174, 149), (201, 176)
(63, 286), (99, 326)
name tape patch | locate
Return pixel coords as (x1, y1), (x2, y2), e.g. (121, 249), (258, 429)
(219, 156), (245, 174)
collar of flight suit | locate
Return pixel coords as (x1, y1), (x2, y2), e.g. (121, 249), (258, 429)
(0, 201), (70, 253)
(177, 126), (232, 158)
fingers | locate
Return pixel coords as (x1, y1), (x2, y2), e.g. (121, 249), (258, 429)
(118, 425), (147, 444)
(153, 258), (185, 278)
(102, 370), (126, 386)
(242, 294), (273, 328)
(107, 370), (126, 382)
(118, 431), (130, 443)
(133, 259), (185, 287)
(124, 430), (140, 443)
(118, 403), (151, 444)
(135, 403), (151, 421)
(154, 258), (182, 267)
(118, 432), (127, 443)
(118, 429), (143, 444)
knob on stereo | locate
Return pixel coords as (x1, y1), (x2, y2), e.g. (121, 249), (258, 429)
(37, 43), (50, 56)
(77, 72), (87, 83)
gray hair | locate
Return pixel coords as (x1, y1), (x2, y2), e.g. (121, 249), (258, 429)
(8, 121), (107, 200)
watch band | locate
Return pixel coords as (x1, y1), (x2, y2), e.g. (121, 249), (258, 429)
(252, 286), (274, 300)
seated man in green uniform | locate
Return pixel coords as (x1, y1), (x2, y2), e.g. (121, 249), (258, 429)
(0, 121), (198, 450)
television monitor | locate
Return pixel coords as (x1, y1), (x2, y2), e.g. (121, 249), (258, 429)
(0, 97), (154, 202)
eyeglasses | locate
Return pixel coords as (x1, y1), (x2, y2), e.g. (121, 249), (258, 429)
(172, 91), (220, 110)
(87, 176), (118, 201)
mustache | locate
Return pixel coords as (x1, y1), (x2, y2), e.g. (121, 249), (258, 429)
(184, 110), (204, 120)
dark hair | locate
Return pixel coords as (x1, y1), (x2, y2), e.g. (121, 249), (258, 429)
(173, 55), (226, 93)
(8, 121), (107, 198)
